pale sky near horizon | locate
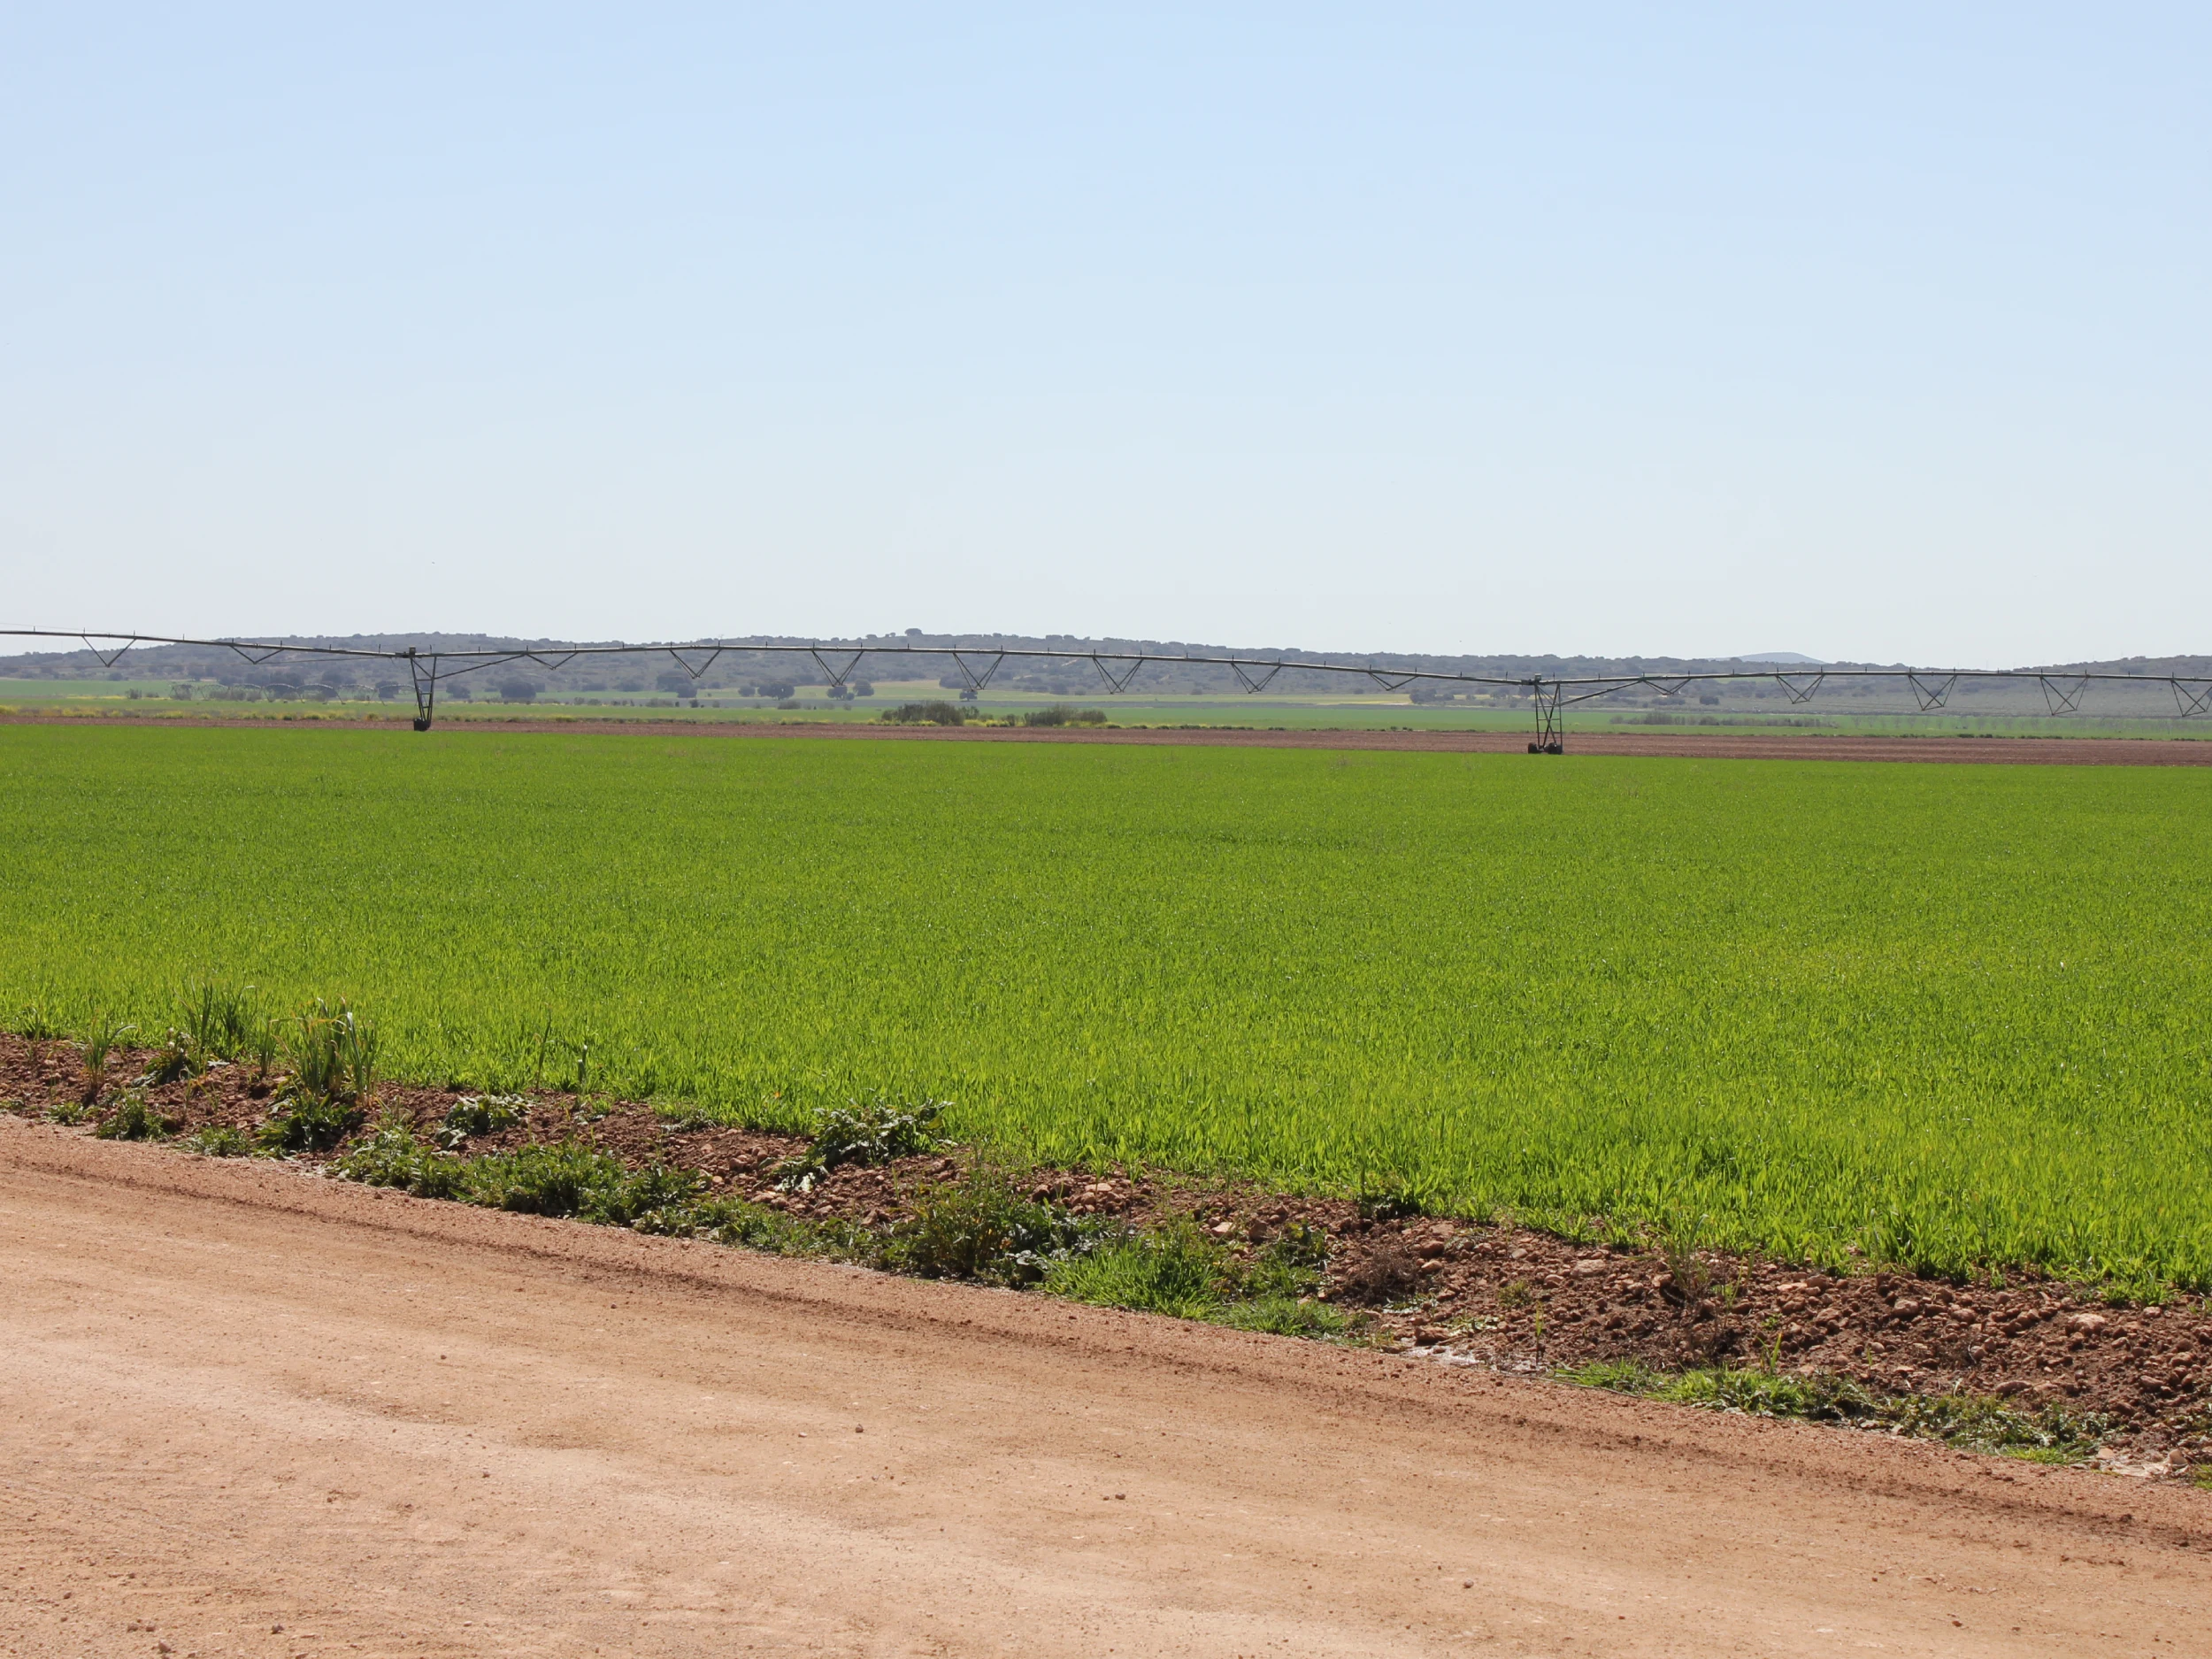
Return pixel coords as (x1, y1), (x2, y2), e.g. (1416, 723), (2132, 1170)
(4, 6), (2207, 666)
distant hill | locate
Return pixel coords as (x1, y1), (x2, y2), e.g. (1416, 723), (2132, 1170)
(4, 629), (2200, 680)
(0, 631), (2204, 717)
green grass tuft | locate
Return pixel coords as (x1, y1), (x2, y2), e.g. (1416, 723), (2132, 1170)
(460, 1141), (626, 1215)
(13, 1000), (64, 1041)
(179, 1124), (257, 1158)
(328, 1123), (863, 1257)
(1566, 1360), (2108, 1460)
(177, 980), (269, 1064)
(1212, 1295), (1354, 1338)
(580, 1161), (706, 1228)
(1042, 1219), (1346, 1333)
(93, 1091), (173, 1141)
(1047, 1223), (1225, 1319)
(280, 998), (378, 1106)
(77, 1011), (135, 1101)
(772, 1095), (945, 1192)
(330, 1118), (472, 1195)
(257, 1094), (360, 1154)
(438, 1093), (524, 1148)
(1560, 1357), (1662, 1393)
(879, 1166), (1103, 1285)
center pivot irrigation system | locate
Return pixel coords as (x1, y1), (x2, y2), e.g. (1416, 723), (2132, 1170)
(10, 630), (2212, 750)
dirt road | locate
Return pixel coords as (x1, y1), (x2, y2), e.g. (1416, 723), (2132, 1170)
(4, 1123), (2206, 1658)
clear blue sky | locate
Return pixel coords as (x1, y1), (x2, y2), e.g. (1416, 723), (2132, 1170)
(4, 5), (2206, 664)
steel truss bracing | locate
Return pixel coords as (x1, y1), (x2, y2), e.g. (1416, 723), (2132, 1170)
(949, 649), (1004, 691)
(80, 632), (138, 670)
(806, 648), (863, 691)
(2038, 673), (2091, 716)
(1227, 658), (1284, 694)
(404, 649), (436, 731)
(667, 646), (723, 683)
(1527, 679), (1564, 754)
(1907, 672), (1959, 712)
(1089, 654), (1147, 693)
(6, 631), (2210, 752)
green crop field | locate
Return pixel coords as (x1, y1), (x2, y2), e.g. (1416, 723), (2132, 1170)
(3, 724), (2208, 1288)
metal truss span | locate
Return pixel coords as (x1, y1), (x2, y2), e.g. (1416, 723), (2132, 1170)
(4, 629), (2208, 750)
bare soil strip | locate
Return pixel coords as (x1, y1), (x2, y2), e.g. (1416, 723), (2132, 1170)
(4, 1121), (2208, 1658)
(10, 1033), (2205, 1462)
(6, 710), (2211, 764)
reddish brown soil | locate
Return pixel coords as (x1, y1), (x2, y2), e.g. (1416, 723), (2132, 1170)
(8, 1032), (2206, 1470)
(8, 709), (2212, 764)
(5, 1121), (2210, 1658)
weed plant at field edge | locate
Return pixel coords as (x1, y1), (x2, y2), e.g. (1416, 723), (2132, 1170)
(1559, 1357), (2114, 1463)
